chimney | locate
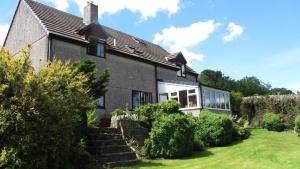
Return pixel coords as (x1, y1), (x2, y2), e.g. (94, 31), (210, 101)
(84, 1), (98, 25)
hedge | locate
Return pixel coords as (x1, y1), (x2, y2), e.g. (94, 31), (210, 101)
(241, 95), (300, 128)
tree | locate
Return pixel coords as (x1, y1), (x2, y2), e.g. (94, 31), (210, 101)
(198, 69), (236, 91)
(270, 88), (293, 95)
(72, 59), (109, 99)
(0, 46), (94, 169)
(236, 76), (270, 96)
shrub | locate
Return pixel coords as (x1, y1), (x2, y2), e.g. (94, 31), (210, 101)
(262, 113), (285, 132)
(112, 108), (127, 117)
(294, 116), (300, 136)
(197, 109), (234, 146)
(145, 114), (196, 158)
(231, 116), (250, 141)
(193, 130), (205, 151)
(0, 47), (94, 169)
(159, 100), (181, 114)
(87, 110), (97, 127)
(135, 100), (182, 130)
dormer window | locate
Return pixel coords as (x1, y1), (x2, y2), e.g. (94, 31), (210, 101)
(87, 36), (105, 58)
(177, 64), (186, 77)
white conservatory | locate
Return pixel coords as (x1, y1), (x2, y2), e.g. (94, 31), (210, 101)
(158, 81), (231, 116)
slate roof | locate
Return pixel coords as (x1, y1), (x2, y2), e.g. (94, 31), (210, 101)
(24, 0), (198, 75)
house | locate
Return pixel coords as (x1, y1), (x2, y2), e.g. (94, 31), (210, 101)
(3, 0), (231, 118)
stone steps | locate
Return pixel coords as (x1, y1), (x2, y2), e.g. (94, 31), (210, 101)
(99, 152), (137, 163)
(87, 127), (139, 167)
(106, 159), (139, 168)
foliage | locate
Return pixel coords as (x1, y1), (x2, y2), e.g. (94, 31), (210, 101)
(230, 92), (243, 116)
(231, 115), (250, 140)
(236, 76), (271, 97)
(144, 114), (196, 158)
(0, 47), (94, 169)
(270, 88), (293, 95)
(193, 130), (205, 151)
(87, 110), (97, 127)
(294, 116), (300, 136)
(241, 95), (300, 129)
(73, 59), (109, 99)
(112, 108), (127, 117)
(262, 113), (285, 132)
(197, 109), (234, 146)
(198, 69), (236, 91)
(134, 100), (182, 130)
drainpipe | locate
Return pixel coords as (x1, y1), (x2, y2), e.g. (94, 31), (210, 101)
(199, 83), (204, 111)
(155, 64), (158, 103)
(47, 35), (52, 61)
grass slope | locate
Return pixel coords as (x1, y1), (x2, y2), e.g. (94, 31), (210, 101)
(121, 129), (300, 169)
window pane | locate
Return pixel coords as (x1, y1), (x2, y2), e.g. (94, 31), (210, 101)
(221, 93), (225, 109)
(210, 90), (215, 108)
(216, 92), (221, 108)
(97, 43), (104, 57)
(96, 96), (104, 108)
(159, 93), (168, 103)
(179, 90), (188, 108)
(132, 91), (140, 109)
(226, 93), (230, 109)
(188, 89), (196, 94)
(188, 95), (197, 107)
(177, 69), (181, 76)
(171, 92), (177, 96)
(181, 65), (186, 77)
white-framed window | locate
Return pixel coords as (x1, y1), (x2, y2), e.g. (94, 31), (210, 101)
(188, 89), (197, 108)
(202, 88), (230, 110)
(159, 93), (168, 103)
(170, 92), (178, 102)
(177, 64), (186, 77)
(132, 90), (152, 109)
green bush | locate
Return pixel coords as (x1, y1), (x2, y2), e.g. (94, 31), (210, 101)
(135, 100), (182, 130)
(194, 130), (205, 151)
(145, 114), (196, 158)
(0, 47), (94, 169)
(294, 116), (300, 136)
(87, 110), (97, 127)
(197, 109), (234, 146)
(112, 108), (127, 117)
(262, 113), (285, 132)
(231, 116), (250, 141)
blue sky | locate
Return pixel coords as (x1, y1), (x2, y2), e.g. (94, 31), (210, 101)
(1, 0), (300, 92)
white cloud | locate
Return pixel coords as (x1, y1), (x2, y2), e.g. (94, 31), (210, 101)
(73, 0), (180, 20)
(153, 20), (220, 64)
(0, 24), (9, 46)
(41, 0), (69, 11)
(223, 22), (243, 42)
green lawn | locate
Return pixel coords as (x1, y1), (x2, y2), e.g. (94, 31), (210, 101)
(121, 129), (300, 169)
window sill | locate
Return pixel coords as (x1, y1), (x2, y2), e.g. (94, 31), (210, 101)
(179, 107), (201, 111)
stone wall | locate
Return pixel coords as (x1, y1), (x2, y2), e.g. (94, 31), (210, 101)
(111, 116), (148, 146)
